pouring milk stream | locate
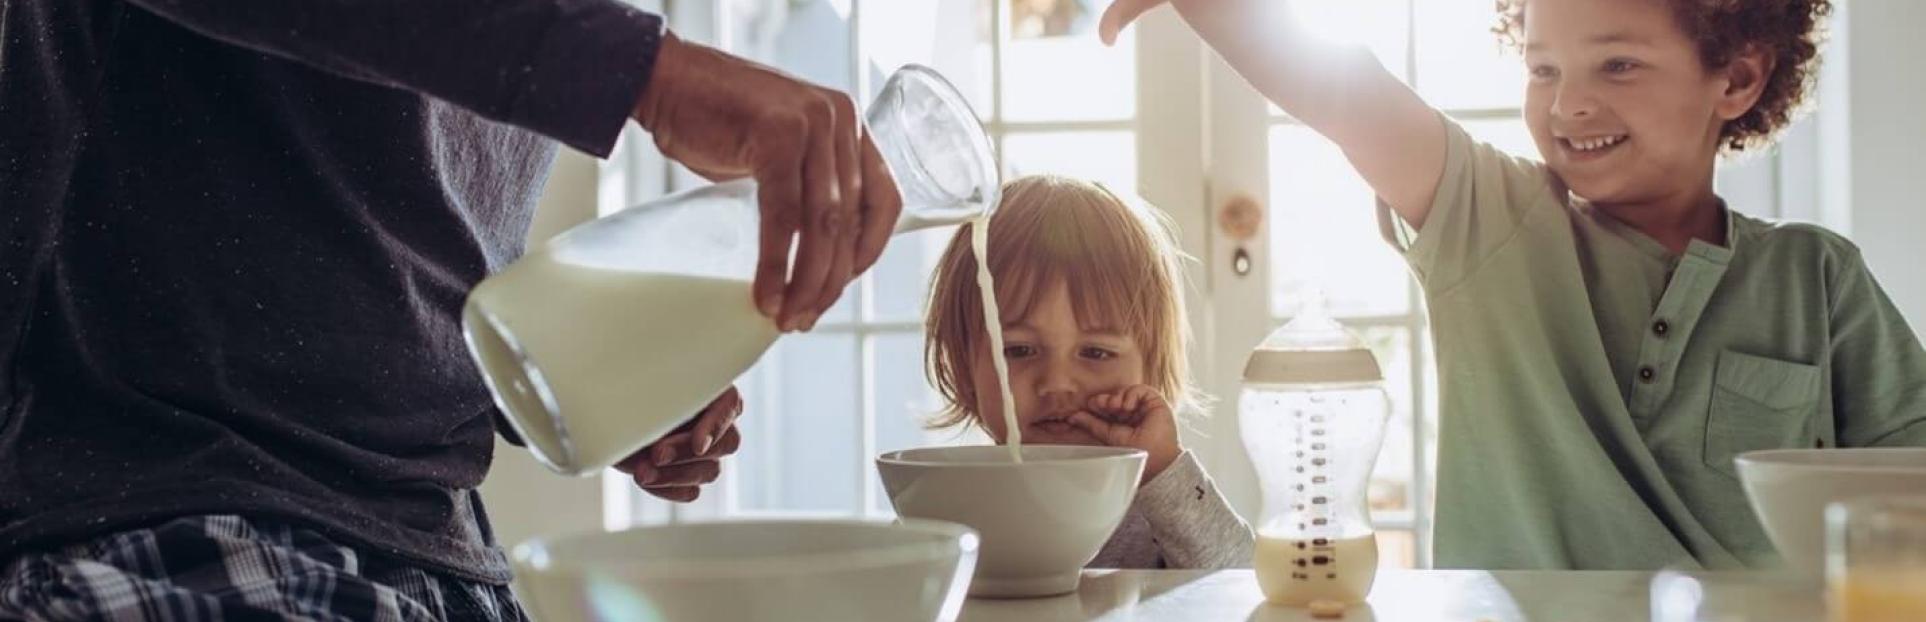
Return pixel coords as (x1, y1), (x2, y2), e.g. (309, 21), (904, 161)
(464, 65), (1010, 475)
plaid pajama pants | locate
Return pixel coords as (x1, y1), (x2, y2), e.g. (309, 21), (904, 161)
(0, 515), (527, 622)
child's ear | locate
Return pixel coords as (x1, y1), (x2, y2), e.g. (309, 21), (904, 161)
(1715, 44), (1776, 122)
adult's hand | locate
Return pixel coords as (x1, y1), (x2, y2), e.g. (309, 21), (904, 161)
(632, 33), (902, 333)
(614, 387), (744, 503)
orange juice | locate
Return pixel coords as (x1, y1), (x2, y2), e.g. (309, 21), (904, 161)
(1831, 571), (1926, 622)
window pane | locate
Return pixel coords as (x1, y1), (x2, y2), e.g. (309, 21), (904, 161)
(735, 334), (861, 513)
(1267, 124), (1413, 317)
(873, 333), (945, 452)
(1000, 0), (1135, 121)
(860, 0), (993, 117)
(1414, 0), (1525, 110)
(1002, 131), (1137, 190)
(1291, 0), (1409, 79)
(1461, 117), (1539, 161)
(871, 226), (959, 323)
(870, 332), (980, 514)
(1420, 328), (1440, 524)
(731, 0), (852, 92)
(1267, 0), (1410, 117)
(820, 288), (858, 324)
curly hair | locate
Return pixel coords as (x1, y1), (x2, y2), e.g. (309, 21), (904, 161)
(1494, 0), (1832, 152)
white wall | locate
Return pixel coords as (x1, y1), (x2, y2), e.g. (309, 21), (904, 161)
(1834, 0), (1926, 331)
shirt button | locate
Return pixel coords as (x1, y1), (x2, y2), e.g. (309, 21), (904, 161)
(1638, 366), (1656, 383)
(1653, 320), (1670, 336)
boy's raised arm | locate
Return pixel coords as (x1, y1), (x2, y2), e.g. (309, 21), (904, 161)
(1102, 0), (1448, 229)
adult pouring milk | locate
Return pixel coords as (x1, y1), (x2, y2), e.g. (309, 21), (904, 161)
(466, 64), (1001, 478)
(0, 1), (900, 619)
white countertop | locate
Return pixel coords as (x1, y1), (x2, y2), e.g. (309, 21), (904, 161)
(957, 569), (1825, 622)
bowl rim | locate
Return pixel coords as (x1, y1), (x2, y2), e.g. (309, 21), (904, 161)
(1735, 448), (1926, 474)
(876, 444), (1148, 467)
(513, 518), (978, 580)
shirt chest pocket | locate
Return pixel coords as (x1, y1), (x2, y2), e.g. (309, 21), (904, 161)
(1704, 350), (1823, 478)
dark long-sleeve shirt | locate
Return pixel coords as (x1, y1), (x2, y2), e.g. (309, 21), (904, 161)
(0, 0), (661, 582)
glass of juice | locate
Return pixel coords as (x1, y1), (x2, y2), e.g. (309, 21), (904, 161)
(1828, 495), (1926, 622)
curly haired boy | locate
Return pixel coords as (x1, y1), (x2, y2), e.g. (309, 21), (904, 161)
(1103, 0), (1923, 570)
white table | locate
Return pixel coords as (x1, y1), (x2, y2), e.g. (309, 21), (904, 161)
(957, 569), (1825, 621)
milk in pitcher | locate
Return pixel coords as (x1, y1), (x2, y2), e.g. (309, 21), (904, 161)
(465, 249), (778, 474)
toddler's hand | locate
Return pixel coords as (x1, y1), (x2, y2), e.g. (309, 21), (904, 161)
(1098, 0), (1167, 46)
(1066, 385), (1182, 485)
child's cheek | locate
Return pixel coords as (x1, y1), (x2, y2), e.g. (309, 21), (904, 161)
(1090, 366), (1148, 398)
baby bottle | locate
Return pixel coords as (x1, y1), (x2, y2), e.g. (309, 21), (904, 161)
(1240, 294), (1391, 606)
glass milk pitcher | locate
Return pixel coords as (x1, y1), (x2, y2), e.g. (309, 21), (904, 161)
(464, 65), (999, 476)
(1240, 295), (1391, 607)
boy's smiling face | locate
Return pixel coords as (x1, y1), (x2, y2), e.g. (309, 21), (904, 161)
(969, 281), (1147, 446)
(1521, 0), (1766, 206)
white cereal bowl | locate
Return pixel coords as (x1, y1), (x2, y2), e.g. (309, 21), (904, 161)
(1735, 448), (1926, 576)
(512, 519), (978, 621)
(876, 445), (1145, 598)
